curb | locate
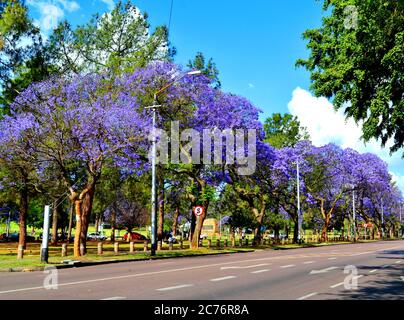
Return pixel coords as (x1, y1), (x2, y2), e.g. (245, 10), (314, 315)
(0, 248), (255, 272)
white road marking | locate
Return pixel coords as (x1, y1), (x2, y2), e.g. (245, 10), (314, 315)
(401, 276), (404, 281)
(330, 282), (344, 289)
(309, 267), (339, 275)
(156, 284), (193, 291)
(280, 264), (296, 268)
(369, 269), (378, 273)
(303, 261), (315, 264)
(101, 296), (126, 300)
(395, 261), (401, 264)
(210, 276), (237, 282)
(328, 257), (337, 260)
(221, 263), (270, 270)
(297, 292), (318, 300)
(382, 264), (390, 268)
(251, 269), (270, 274)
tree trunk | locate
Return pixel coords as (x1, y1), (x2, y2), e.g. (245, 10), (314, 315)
(111, 210), (116, 242)
(172, 205), (180, 237)
(321, 217), (330, 242)
(67, 203), (74, 243)
(191, 204), (208, 249)
(18, 187), (28, 249)
(51, 200), (58, 245)
(80, 185), (95, 255)
(253, 203), (266, 243)
(73, 199), (83, 257)
(94, 214), (99, 234)
(157, 190), (164, 242)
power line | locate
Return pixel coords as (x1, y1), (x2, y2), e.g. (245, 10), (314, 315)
(168, 0), (174, 36)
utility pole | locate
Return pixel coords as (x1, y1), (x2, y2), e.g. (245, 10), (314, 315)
(381, 197), (385, 239)
(297, 158), (302, 243)
(41, 205), (50, 263)
(352, 189), (356, 242)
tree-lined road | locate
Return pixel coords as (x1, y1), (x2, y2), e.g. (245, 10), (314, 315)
(0, 241), (403, 300)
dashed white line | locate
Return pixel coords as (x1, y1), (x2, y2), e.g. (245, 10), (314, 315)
(101, 296), (126, 300)
(328, 257), (337, 260)
(303, 261), (315, 264)
(280, 264), (296, 269)
(297, 292), (318, 300)
(395, 261), (401, 264)
(251, 269), (270, 274)
(210, 276), (237, 282)
(382, 264), (390, 268)
(369, 269), (378, 273)
(330, 282), (344, 289)
(156, 284), (194, 291)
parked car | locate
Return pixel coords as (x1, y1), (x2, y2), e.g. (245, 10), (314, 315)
(7, 233), (36, 242)
(87, 232), (107, 241)
(163, 232), (178, 244)
(123, 232), (149, 241)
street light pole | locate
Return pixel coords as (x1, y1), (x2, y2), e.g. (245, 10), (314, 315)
(381, 197), (384, 239)
(148, 70), (201, 256)
(352, 189), (356, 242)
(296, 158), (302, 243)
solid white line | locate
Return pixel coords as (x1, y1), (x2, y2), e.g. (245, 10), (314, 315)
(156, 284), (193, 291)
(251, 269), (270, 274)
(303, 261), (315, 264)
(210, 276), (237, 282)
(101, 296), (126, 300)
(280, 264), (296, 268)
(330, 282), (344, 289)
(297, 292), (318, 300)
(369, 269), (378, 273)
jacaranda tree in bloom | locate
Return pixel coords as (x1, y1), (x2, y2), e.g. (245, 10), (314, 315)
(2, 72), (150, 256)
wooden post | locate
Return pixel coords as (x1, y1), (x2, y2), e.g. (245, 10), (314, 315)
(245, 238), (249, 246)
(97, 242), (103, 255)
(129, 242), (134, 253)
(207, 239), (211, 249)
(224, 239), (228, 247)
(17, 245), (24, 259)
(157, 241), (162, 251)
(143, 240), (148, 252)
(114, 242), (119, 254)
(239, 238), (242, 247)
(180, 240), (183, 249)
(61, 243), (67, 257)
(216, 239), (221, 249)
(169, 242), (173, 251)
(231, 237), (235, 247)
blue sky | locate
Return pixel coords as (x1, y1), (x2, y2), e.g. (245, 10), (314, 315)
(25, 0), (404, 194)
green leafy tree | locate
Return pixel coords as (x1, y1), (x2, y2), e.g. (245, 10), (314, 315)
(264, 113), (309, 149)
(187, 52), (221, 89)
(297, 0), (404, 156)
(48, 0), (174, 75)
(0, 0), (49, 115)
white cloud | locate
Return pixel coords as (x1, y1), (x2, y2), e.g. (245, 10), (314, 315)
(100, 0), (115, 11)
(248, 83), (255, 89)
(27, 1), (79, 33)
(288, 87), (404, 195)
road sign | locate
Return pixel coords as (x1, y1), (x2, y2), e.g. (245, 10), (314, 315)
(193, 206), (204, 217)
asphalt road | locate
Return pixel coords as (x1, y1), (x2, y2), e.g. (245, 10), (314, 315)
(0, 241), (403, 300)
